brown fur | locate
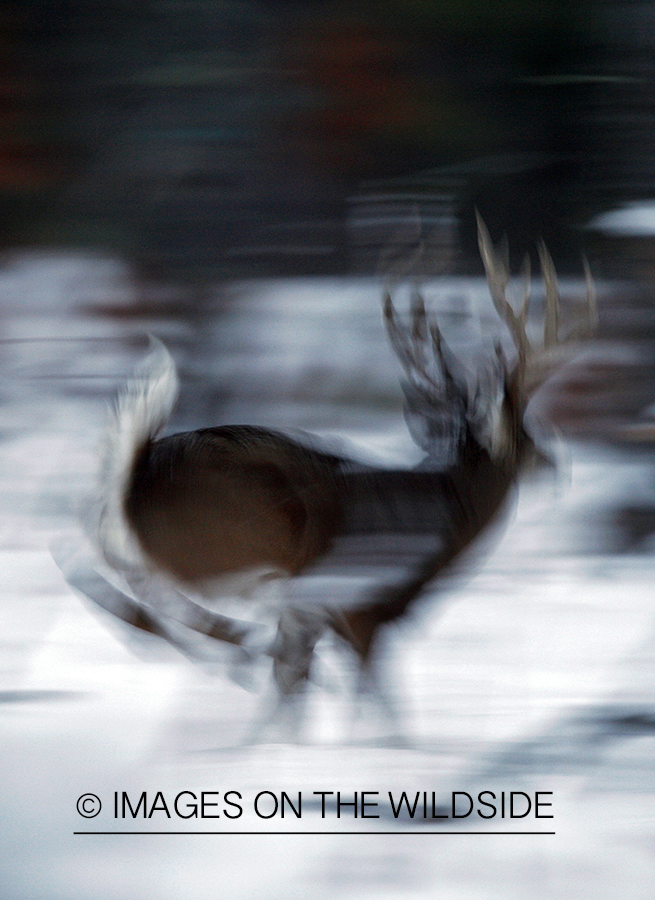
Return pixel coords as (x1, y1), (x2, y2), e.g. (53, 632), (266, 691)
(125, 426), (343, 584)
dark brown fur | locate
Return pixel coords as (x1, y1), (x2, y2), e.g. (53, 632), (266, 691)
(125, 426), (344, 584)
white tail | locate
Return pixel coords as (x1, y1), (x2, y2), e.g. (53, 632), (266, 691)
(90, 337), (179, 571)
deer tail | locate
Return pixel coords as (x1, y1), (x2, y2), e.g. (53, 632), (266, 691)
(89, 337), (179, 570)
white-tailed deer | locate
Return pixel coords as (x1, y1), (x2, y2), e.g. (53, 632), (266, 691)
(56, 216), (596, 722)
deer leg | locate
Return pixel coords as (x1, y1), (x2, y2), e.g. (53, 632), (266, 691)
(243, 604), (329, 743)
(270, 604), (329, 698)
(345, 654), (409, 746)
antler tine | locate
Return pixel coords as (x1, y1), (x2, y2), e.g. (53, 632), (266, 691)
(410, 284), (431, 370)
(476, 211), (532, 361)
(384, 289), (435, 389)
(429, 319), (469, 398)
(583, 255), (599, 332)
(538, 240), (560, 348)
(383, 288), (410, 368)
(553, 256), (599, 345)
(385, 284), (467, 401)
(519, 253), (531, 332)
(384, 288), (415, 370)
(429, 321), (451, 383)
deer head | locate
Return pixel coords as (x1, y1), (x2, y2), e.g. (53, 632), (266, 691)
(383, 213), (597, 472)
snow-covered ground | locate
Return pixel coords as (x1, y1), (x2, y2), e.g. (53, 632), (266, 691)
(1, 255), (654, 898)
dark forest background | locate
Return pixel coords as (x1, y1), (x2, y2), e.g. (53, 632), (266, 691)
(1, 1), (652, 281)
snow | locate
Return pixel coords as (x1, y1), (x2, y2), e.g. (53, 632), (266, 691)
(1, 257), (654, 898)
(589, 201), (655, 237)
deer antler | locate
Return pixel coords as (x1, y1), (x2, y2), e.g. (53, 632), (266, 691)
(476, 210), (532, 366)
(384, 214), (597, 461)
(383, 285), (471, 456)
(383, 289), (467, 399)
(476, 212), (597, 402)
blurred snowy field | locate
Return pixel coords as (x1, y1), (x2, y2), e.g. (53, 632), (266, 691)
(1, 254), (655, 898)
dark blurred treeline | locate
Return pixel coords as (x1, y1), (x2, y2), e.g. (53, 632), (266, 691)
(0, 0), (650, 279)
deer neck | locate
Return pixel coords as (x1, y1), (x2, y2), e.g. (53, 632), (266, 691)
(445, 427), (523, 544)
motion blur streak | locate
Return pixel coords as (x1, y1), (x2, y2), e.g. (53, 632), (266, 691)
(2, 1), (655, 898)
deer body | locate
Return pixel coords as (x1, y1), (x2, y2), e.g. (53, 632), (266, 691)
(124, 425), (344, 584)
(116, 384), (529, 683)
(78, 216), (595, 714)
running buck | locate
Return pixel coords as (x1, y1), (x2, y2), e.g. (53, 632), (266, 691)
(57, 216), (596, 718)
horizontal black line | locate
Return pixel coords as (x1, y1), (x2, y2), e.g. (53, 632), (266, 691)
(75, 831), (556, 836)
(0, 337), (125, 344)
(20, 375), (124, 380)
